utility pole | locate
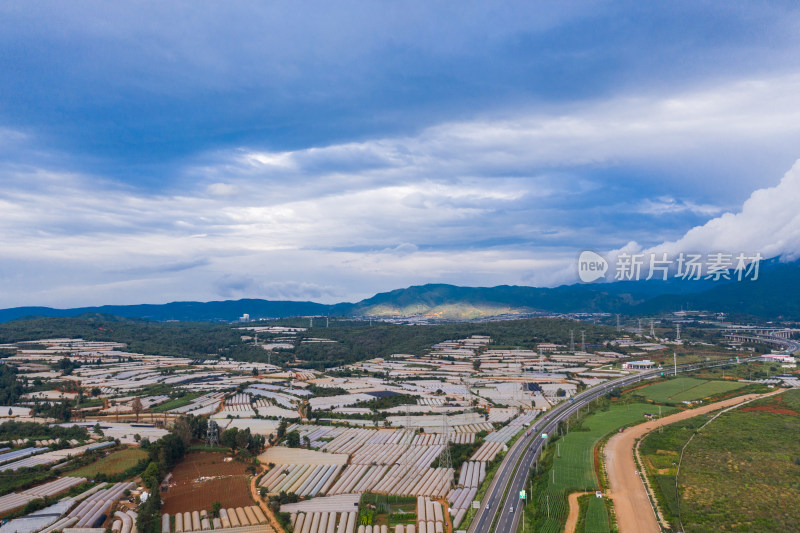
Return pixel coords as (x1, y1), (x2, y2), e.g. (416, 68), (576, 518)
(581, 330), (586, 352)
(616, 314), (621, 332)
(674, 351), (677, 376)
(569, 330), (575, 353)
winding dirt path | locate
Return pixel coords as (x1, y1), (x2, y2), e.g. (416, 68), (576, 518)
(564, 492), (590, 533)
(604, 391), (783, 533)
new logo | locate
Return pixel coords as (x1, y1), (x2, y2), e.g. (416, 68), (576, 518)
(578, 251), (608, 283)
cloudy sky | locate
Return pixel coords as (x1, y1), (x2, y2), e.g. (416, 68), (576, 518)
(2, 1), (800, 308)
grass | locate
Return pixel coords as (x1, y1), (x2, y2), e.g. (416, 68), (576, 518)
(68, 447), (148, 478)
(522, 401), (677, 533)
(635, 377), (746, 404)
(641, 389), (800, 533)
(634, 378), (708, 402)
(151, 392), (203, 413)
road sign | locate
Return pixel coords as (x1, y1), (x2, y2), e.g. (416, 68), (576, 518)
(541, 433), (548, 439)
(519, 490), (526, 499)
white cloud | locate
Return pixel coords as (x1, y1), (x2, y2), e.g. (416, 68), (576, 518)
(636, 197), (723, 216)
(206, 182), (239, 196)
(642, 159), (800, 261)
(3, 72), (800, 306)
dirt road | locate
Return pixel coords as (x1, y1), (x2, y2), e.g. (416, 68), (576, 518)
(564, 492), (590, 533)
(604, 391), (782, 533)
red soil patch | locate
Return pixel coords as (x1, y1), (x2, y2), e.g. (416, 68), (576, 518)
(622, 382), (653, 394)
(161, 452), (254, 514)
(741, 396), (799, 416)
(593, 444), (604, 491)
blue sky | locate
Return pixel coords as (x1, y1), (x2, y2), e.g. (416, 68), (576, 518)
(2, 1), (800, 307)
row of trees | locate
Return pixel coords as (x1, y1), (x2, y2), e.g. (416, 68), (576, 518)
(136, 431), (189, 533)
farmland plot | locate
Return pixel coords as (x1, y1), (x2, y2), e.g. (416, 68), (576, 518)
(161, 452), (253, 515)
(526, 403), (676, 533)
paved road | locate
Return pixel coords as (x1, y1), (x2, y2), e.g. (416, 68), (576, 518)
(468, 356), (761, 533)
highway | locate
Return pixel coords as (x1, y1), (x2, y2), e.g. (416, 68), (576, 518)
(468, 356), (761, 533)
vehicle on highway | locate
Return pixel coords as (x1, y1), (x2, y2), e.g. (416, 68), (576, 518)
(509, 506), (514, 513)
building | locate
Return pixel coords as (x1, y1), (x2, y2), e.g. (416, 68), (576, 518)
(622, 359), (657, 370)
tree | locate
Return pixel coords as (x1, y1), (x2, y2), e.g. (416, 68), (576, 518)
(211, 501), (222, 518)
(235, 428), (250, 451)
(222, 428), (239, 451)
(473, 359), (481, 371)
(136, 487), (161, 533)
(556, 388), (566, 397)
(131, 397), (143, 423)
(141, 461), (161, 489)
(172, 417), (193, 447)
(285, 430), (300, 448)
(150, 433), (185, 469)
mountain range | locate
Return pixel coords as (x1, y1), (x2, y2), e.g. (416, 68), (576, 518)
(1, 259), (798, 323)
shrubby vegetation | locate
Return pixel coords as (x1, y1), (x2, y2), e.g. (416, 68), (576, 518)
(0, 420), (88, 441)
(291, 318), (614, 368)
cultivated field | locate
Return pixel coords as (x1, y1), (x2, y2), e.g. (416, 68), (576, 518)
(641, 390), (800, 533)
(161, 452), (253, 514)
(69, 447), (148, 478)
(636, 377), (745, 403)
(524, 402), (676, 533)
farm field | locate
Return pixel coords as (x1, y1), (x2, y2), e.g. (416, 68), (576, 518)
(151, 393), (203, 413)
(636, 377), (745, 403)
(161, 452), (254, 515)
(524, 402), (677, 533)
(69, 447), (147, 478)
(641, 389), (800, 533)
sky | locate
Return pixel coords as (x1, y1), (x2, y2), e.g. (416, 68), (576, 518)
(2, 1), (800, 308)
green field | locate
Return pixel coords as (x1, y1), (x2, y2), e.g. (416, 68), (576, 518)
(151, 393), (202, 413)
(69, 447), (148, 478)
(636, 377), (746, 403)
(523, 402), (677, 533)
(641, 390), (800, 533)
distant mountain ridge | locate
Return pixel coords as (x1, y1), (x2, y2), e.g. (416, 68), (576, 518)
(1, 259), (798, 322)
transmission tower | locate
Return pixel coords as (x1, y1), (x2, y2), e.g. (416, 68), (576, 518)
(637, 318), (642, 335)
(569, 330), (575, 353)
(616, 314), (621, 332)
(650, 319), (655, 337)
(580, 330), (586, 352)
(206, 419), (220, 447)
(439, 415), (452, 472)
(676, 323), (681, 341)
